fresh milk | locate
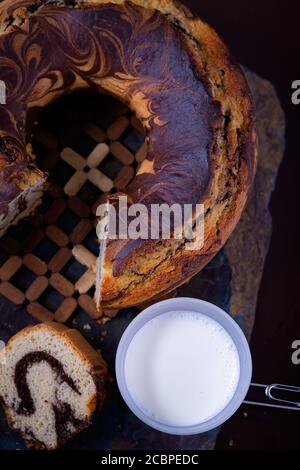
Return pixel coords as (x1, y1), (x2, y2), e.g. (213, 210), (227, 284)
(124, 310), (240, 427)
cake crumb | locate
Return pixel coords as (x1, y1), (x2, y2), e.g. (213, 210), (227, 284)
(97, 316), (111, 325)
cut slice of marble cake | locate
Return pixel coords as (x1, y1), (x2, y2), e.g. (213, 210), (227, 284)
(0, 323), (108, 450)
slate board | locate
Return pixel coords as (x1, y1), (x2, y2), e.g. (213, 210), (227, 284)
(0, 69), (285, 451)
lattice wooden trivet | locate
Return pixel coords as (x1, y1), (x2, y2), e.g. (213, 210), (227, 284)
(0, 92), (147, 324)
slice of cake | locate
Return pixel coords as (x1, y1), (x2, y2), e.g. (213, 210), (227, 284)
(0, 322), (108, 450)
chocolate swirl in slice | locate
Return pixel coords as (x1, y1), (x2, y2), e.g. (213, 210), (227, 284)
(0, 323), (108, 449)
(15, 351), (80, 415)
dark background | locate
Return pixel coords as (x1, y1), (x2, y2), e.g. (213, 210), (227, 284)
(183, 0), (300, 450)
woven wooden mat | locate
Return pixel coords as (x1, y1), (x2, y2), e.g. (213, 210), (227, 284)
(0, 91), (147, 324)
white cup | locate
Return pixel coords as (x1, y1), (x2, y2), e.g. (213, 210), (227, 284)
(116, 297), (252, 435)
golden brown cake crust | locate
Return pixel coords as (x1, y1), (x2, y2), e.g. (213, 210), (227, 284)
(0, 0), (257, 309)
(0, 322), (108, 449)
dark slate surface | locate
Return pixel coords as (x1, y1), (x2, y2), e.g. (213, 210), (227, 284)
(0, 250), (230, 451)
(0, 68), (285, 451)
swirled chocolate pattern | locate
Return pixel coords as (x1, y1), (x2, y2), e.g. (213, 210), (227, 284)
(0, 0), (257, 309)
(0, 323), (108, 449)
(15, 351), (80, 415)
(0, 2), (215, 210)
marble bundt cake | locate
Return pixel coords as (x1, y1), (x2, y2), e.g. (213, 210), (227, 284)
(0, 323), (108, 449)
(0, 1), (257, 310)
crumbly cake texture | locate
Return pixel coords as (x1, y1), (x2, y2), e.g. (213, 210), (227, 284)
(0, 0), (257, 310)
(0, 322), (108, 449)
